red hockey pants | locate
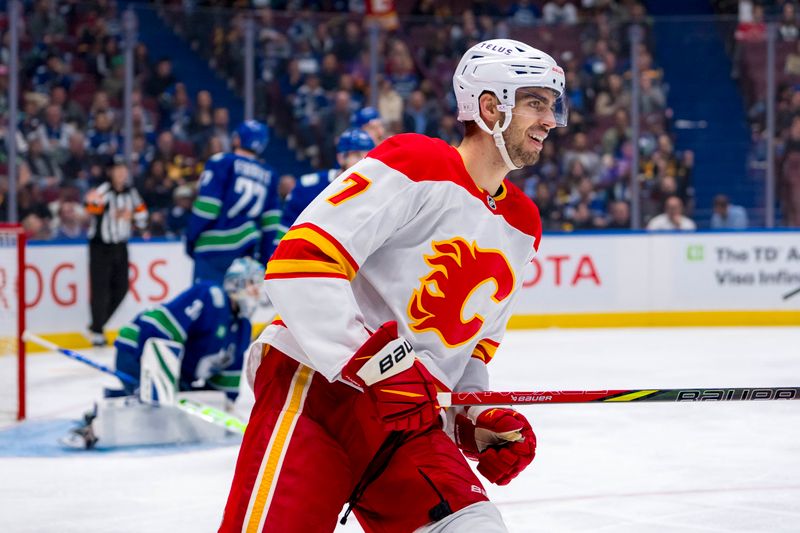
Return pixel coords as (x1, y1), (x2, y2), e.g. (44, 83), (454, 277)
(219, 346), (488, 533)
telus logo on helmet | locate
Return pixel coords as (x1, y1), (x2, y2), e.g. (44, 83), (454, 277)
(477, 42), (513, 55)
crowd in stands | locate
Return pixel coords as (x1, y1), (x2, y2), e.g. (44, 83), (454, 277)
(2, 0), (747, 241)
(724, 0), (800, 226)
(170, 0), (697, 231)
(0, 0), (248, 240)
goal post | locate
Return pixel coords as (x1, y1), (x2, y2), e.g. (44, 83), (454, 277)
(0, 224), (25, 421)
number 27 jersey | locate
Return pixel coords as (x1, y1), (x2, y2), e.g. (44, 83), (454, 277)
(257, 134), (542, 393)
(187, 152), (280, 261)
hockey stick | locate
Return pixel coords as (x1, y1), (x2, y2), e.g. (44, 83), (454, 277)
(23, 332), (138, 386)
(23, 331), (247, 434)
(437, 387), (800, 407)
(783, 285), (800, 300)
(176, 398), (247, 433)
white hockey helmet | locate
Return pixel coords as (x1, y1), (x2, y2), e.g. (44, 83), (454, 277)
(453, 39), (568, 170)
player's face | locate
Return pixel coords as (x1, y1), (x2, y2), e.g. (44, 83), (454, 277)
(364, 120), (386, 144)
(243, 279), (261, 300)
(342, 150), (369, 169)
(503, 87), (557, 167)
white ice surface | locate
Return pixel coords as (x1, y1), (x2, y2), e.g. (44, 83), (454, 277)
(1, 327), (799, 532)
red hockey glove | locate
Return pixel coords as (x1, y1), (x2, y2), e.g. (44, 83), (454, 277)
(341, 321), (439, 431)
(454, 407), (536, 485)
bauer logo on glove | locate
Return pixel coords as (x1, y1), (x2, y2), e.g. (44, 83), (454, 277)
(342, 322), (440, 431)
(356, 337), (415, 386)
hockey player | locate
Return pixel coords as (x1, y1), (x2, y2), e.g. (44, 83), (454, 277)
(351, 106), (386, 145)
(186, 120), (280, 284)
(110, 257), (264, 401)
(278, 127), (375, 236)
(221, 39), (567, 532)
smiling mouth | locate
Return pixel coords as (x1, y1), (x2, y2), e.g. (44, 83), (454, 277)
(528, 132), (546, 149)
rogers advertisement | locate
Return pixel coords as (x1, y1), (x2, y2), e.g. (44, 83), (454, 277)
(23, 241), (193, 334)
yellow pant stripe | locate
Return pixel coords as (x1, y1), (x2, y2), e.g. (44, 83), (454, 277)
(243, 365), (313, 533)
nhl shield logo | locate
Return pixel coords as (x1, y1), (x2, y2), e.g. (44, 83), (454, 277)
(486, 195), (496, 210)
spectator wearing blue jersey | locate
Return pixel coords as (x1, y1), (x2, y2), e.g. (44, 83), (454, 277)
(186, 120), (280, 284)
(277, 128), (375, 240)
(110, 257), (263, 401)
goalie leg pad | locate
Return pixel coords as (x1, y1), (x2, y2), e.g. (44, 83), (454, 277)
(139, 338), (184, 405)
(75, 393), (234, 448)
(114, 346), (141, 395)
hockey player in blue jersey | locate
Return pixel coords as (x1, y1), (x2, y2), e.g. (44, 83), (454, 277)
(351, 106), (386, 146)
(277, 128), (375, 239)
(110, 257), (264, 401)
(186, 120), (280, 284)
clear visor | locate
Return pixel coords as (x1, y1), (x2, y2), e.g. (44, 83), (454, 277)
(511, 88), (569, 128)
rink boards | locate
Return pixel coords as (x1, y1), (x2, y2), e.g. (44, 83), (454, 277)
(19, 230), (800, 350)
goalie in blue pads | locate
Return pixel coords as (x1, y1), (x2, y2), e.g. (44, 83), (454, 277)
(110, 257), (264, 401)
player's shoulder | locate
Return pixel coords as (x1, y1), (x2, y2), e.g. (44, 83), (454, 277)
(191, 281), (228, 308)
(497, 180), (542, 245)
(365, 134), (462, 185)
(232, 152), (273, 175)
(297, 170), (327, 189)
(208, 152), (228, 164)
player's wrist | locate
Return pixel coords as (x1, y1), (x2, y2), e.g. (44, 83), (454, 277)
(341, 321), (415, 387)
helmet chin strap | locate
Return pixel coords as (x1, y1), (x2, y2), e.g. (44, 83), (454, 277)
(474, 109), (521, 172)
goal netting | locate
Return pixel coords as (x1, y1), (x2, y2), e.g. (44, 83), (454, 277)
(0, 224), (25, 422)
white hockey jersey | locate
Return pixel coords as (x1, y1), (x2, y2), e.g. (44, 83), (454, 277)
(255, 133), (542, 394)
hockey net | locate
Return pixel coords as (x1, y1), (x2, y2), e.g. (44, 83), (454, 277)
(0, 224), (25, 422)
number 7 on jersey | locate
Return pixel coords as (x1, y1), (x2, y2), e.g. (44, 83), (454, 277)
(326, 173), (372, 206)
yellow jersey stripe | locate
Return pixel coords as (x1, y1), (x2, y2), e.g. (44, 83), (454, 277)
(283, 226), (357, 281)
(266, 259), (348, 278)
(476, 339), (499, 361)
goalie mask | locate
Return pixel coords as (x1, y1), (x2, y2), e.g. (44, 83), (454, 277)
(223, 257), (264, 319)
(453, 39), (568, 170)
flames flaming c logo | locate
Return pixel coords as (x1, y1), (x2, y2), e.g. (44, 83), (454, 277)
(407, 238), (515, 347)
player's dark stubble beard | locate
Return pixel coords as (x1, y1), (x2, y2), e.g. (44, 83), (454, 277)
(502, 119), (542, 168)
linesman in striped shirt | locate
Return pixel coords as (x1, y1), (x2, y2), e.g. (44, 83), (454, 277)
(85, 161), (148, 346)
(186, 121), (280, 284)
